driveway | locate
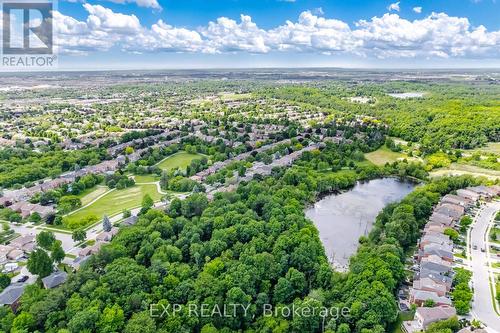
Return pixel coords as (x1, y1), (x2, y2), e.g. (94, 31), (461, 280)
(470, 200), (500, 333)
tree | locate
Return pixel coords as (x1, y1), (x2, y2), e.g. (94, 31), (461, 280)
(0, 273), (10, 291)
(142, 194), (154, 210)
(72, 229), (86, 242)
(103, 215), (112, 232)
(125, 146), (134, 155)
(11, 312), (35, 332)
(160, 170), (169, 190)
(423, 299), (436, 307)
(444, 228), (459, 242)
(36, 230), (56, 250)
(27, 249), (53, 278)
(124, 312), (156, 333)
(51, 241), (65, 264)
(28, 212), (42, 223)
(58, 195), (82, 214)
(97, 304), (125, 333)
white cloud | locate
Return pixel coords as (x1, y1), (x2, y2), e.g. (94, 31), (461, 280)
(200, 15), (270, 53)
(413, 6), (422, 13)
(84, 4), (141, 33)
(106, 0), (161, 10)
(267, 11), (359, 53)
(53, 5), (500, 60)
(387, 2), (400, 12)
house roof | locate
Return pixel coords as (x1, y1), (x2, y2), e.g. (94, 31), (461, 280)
(410, 290), (452, 305)
(429, 212), (454, 226)
(435, 203), (464, 219)
(42, 271), (68, 289)
(416, 306), (456, 326)
(0, 283), (26, 305)
(122, 215), (138, 226)
(413, 277), (447, 293)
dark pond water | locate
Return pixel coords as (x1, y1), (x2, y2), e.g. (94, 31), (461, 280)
(305, 178), (416, 271)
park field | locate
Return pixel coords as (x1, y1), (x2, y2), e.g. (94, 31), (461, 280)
(466, 142), (500, 155)
(77, 185), (110, 206)
(364, 146), (406, 166)
(63, 184), (162, 228)
(430, 163), (500, 180)
(156, 151), (204, 171)
(133, 174), (159, 183)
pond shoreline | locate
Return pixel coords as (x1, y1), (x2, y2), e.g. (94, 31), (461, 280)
(305, 177), (417, 271)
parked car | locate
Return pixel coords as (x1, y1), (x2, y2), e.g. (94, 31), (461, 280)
(473, 244), (478, 250)
(18, 275), (29, 282)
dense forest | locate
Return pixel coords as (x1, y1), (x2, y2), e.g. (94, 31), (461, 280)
(260, 82), (500, 153)
(0, 131), (483, 332)
(0, 147), (109, 188)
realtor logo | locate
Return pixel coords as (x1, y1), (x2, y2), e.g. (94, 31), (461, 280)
(1, 0), (57, 68)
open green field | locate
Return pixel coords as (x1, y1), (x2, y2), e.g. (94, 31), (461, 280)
(430, 163), (500, 180)
(156, 151), (204, 171)
(64, 184), (162, 227)
(364, 146), (406, 166)
(134, 174), (159, 183)
(467, 142), (500, 155)
(77, 185), (110, 206)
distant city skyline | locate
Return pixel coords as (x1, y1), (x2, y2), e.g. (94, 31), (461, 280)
(13, 0), (500, 69)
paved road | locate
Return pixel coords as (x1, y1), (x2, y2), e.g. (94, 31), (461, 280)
(470, 200), (500, 333)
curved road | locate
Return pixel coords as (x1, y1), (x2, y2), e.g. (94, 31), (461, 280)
(470, 200), (500, 333)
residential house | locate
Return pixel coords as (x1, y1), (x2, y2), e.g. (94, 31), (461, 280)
(409, 289), (452, 307)
(417, 269), (453, 291)
(441, 194), (472, 208)
(413, 277), (447, 297)
(0, 283), (27, 312)
(0, 245), (14, 265)
(121, 215), (138, 226)
(424, 224), (446, 234)
(468, 185), (497, 199)
(420, 233), (452, 249)
(428, 213), (454, 227)
(434, 203), (464, 220)
(9, 234), (36, 253)
(9, 201), (55, 220)
(420, 255), (452, 275)
(456, 189), (480, 202)
(95, 227), (119, 242)
(71, 255), (91, 270)
(42, 271), (68, 289)
(78, 242), (104, 257)
(402, 306), (456, 333)
(6, 249), (24, 261)
(419, 243), (454, 263)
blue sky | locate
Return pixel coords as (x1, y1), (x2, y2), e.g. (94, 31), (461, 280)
(51, 0), (500, 69)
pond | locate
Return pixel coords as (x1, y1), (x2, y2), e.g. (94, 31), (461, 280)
(305, 178), (416, 271)
(387, 92), (425, 99)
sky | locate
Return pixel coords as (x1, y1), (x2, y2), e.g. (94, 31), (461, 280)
(27, 0), (500, 69)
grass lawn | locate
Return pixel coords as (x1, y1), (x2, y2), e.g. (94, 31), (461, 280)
(429, 163), (500, 180)
(156, 151), (204, 171)
(134, 174), (160, 183)
(64, 184), (162, 227)
(467, 142), (500, 155)
(77, 185), (110, 206)
(388, 311), (414, 333)
(365, 146), (406, 166)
